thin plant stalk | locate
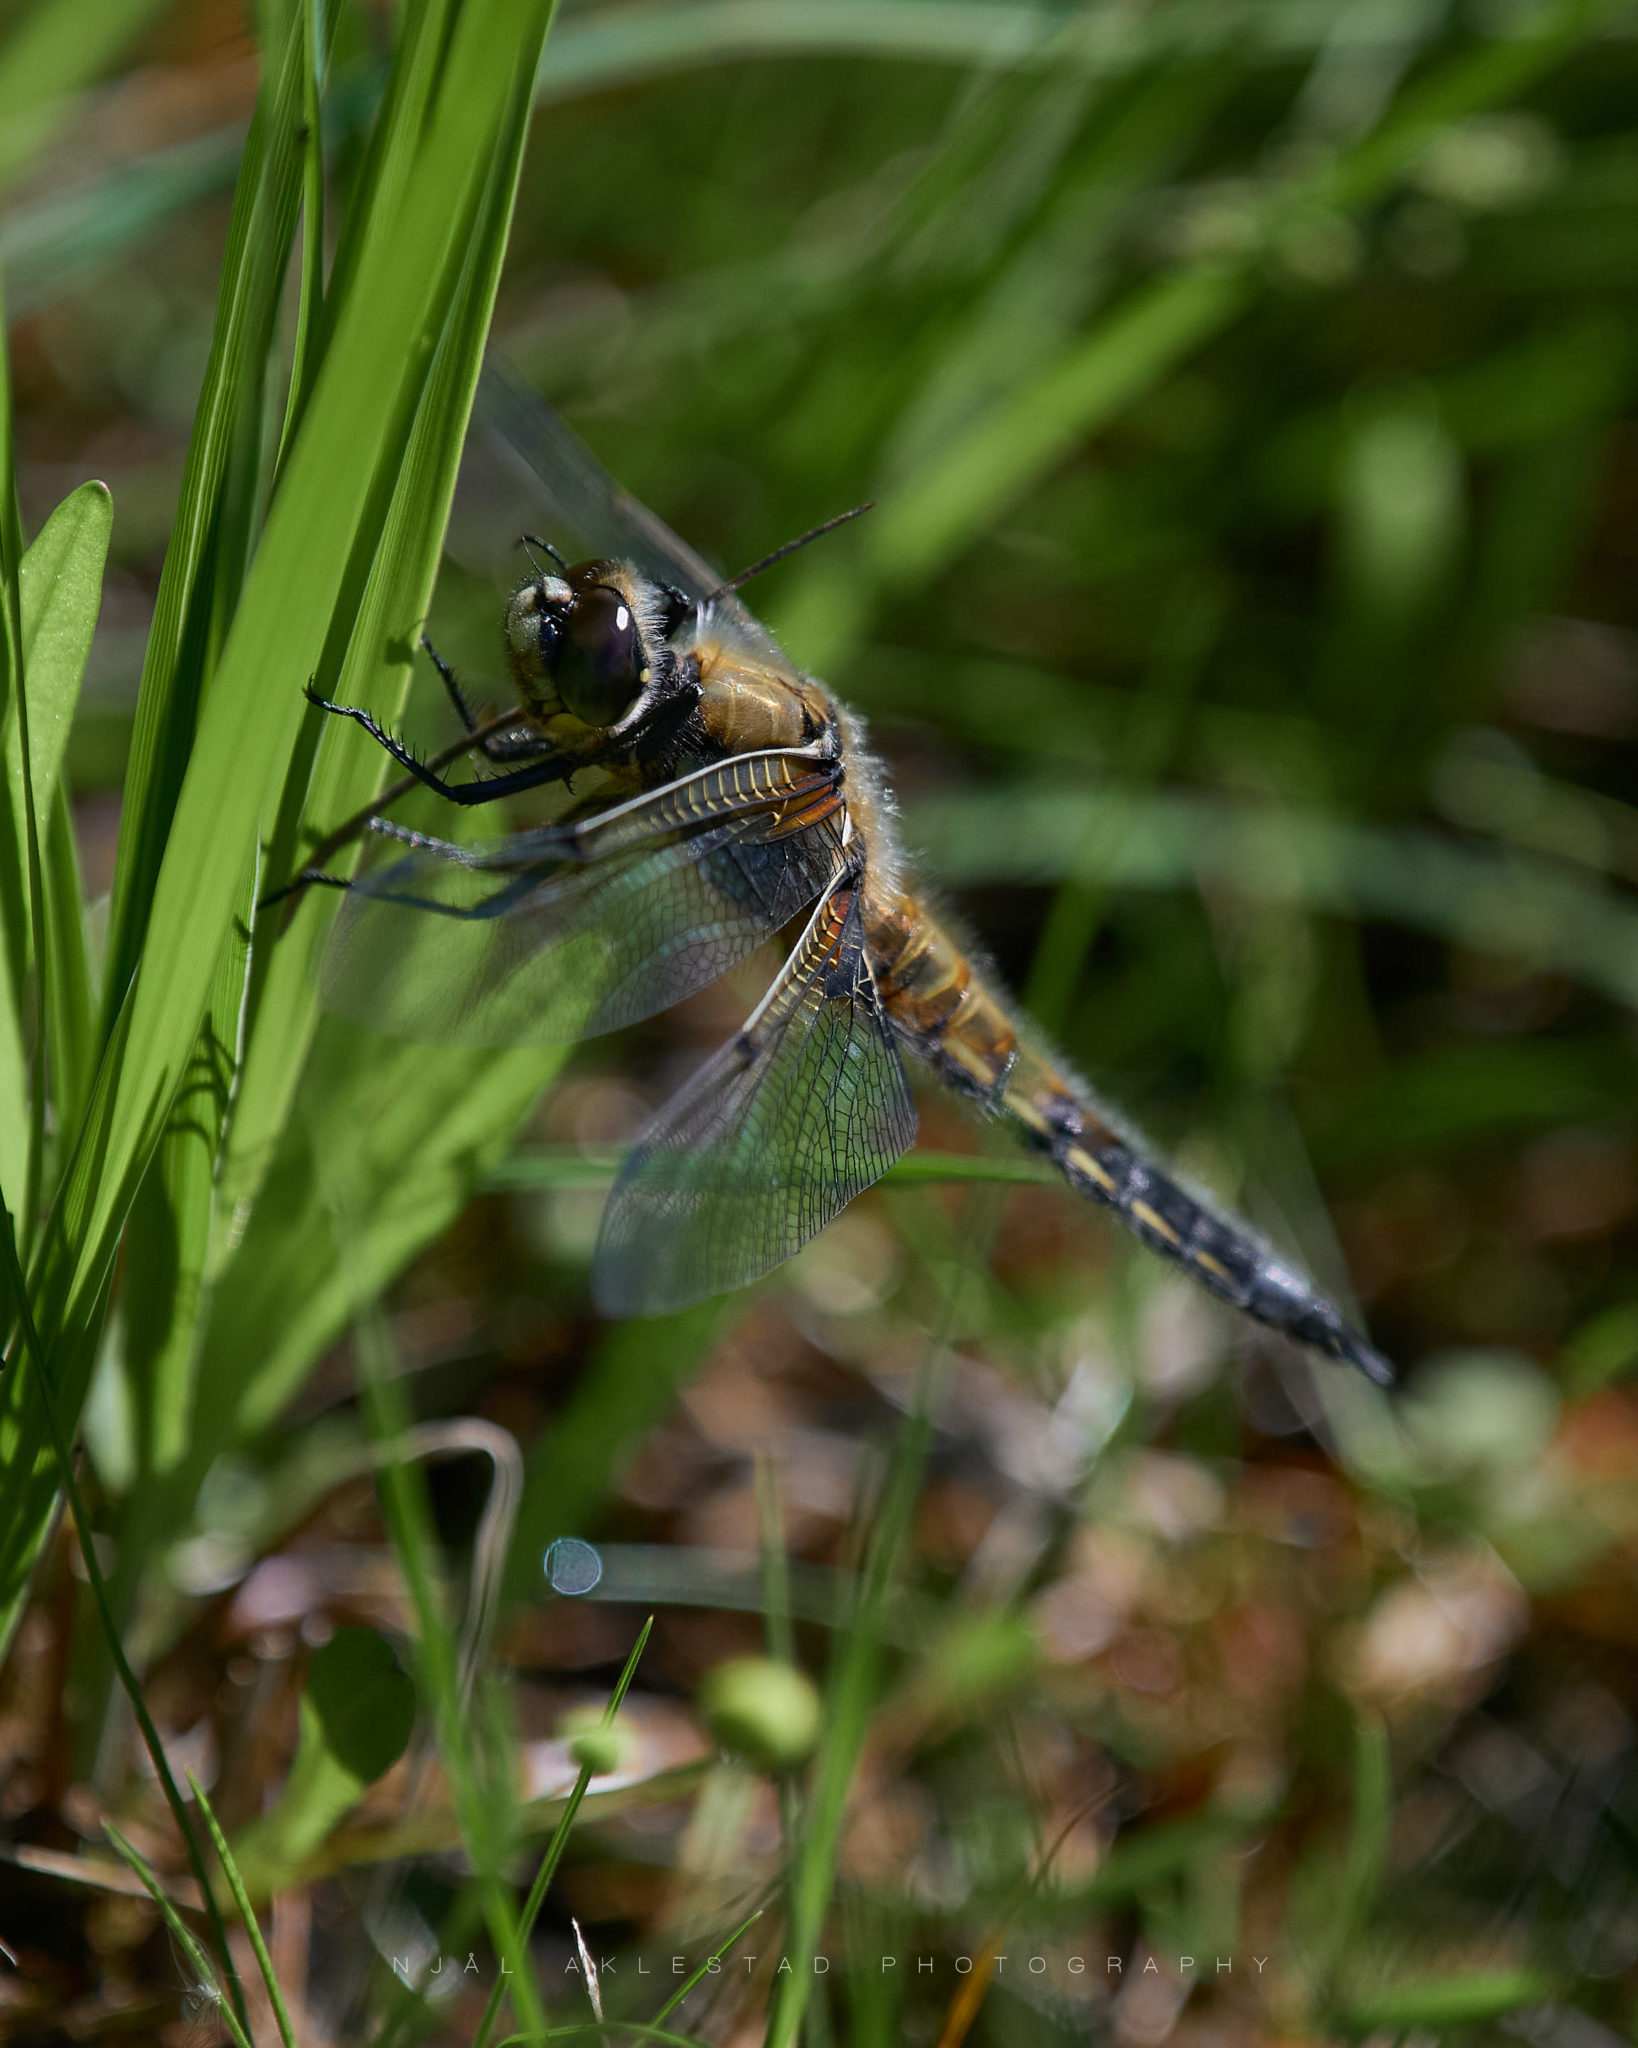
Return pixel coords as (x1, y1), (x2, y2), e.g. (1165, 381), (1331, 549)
(472, 1615), (655, 2048)
(187, 1767), (299, 2048)
(0, 1195), (249, 2030)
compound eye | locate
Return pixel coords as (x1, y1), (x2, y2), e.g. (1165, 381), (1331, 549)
(554, 585), (642, 726)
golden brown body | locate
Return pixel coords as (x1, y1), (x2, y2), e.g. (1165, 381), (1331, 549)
(315, 534), (1388, 1376)
(684, 646), (1388, 1379)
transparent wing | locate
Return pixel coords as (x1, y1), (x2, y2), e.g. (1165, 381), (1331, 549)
(462, 353), (794, 673)
(321, 782), (847, 1048)
(593, 879), (918, 1316)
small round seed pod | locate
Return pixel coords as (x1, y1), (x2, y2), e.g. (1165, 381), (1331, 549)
(697, 1656), (822, 1773)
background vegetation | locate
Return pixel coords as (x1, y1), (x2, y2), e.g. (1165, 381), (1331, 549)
(1, 0), (1637, 2042)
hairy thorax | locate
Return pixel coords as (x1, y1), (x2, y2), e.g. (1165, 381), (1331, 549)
(694, 640), (832, 756)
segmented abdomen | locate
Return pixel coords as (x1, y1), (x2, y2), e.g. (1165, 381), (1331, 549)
(862, 885), (1391, 1385)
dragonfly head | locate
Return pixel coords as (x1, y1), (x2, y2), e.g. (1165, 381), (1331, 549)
(506, 556), (688, 731)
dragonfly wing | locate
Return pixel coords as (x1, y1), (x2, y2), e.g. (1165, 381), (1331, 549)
(473, 353), (723, 601)
(593, 879), (918, 1316)
(321, 750), (846, 1046)
(468, 353), (795, 673)
(322, 812), (845, 1048)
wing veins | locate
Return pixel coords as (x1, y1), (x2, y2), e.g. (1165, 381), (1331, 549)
(593, 874), (917, 1315)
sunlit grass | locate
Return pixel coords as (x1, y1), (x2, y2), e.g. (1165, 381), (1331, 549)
(1, 0), (1636, 2042)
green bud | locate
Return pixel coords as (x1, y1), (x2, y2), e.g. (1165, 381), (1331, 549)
(698, 1656), (821, 1773)
(557, 1705), (628, 1777)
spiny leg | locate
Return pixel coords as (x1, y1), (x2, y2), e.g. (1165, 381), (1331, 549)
(305, 684), (572, 807)
(420, 633), (548, 763)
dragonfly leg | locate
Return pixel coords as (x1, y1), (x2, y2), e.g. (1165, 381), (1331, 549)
(420, 634), (550, 762)
(261, 866), (350, 906)
(261, 822), (478, 908)
(305, 684), (572, 805)
(421, 632), (482, 733)
(366, 815), (474, 861)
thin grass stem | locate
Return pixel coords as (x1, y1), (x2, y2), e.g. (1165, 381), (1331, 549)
(0, 1196), (249, 2031)
(186, 1768), (299, 2048)
(472, 1615), (655, 2048)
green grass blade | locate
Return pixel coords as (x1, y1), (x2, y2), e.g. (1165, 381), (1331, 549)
(792, 0), (1624, 667)
(356, 1300), (547, 2045)
(186, 1768), (299, 2048)
(40, 792), (92, 1143)
(121, 908), (252, 1484)
(1, 124), (249, 318)
(472, 1617), (654, 2048)
(225, 39), (543, 1238)
(17, 482), (111, 1142)
(755, 1459), (794, 1669)
(1340, 1969), (1560, 2031)
(905, 784), (1638, 1012)
(0, 0), (556, 1661)
(766, 1371), (937, 2048)
(318, 0), (458, 324)
(1307, 1708), (1392, 2007)
(0, 1194), (249, 2029)
(872, 261), (1247, 588)
(496, 2027), (707, 2048)
(273, 0), (330, 469)
(0, 479), (109, 1212)
(98, 15), (305, 1036)
(651, 1905), (763, 2025)
(16, 481), (111, 826)
(533, 0), (1448, 101)
(0, 288), (42, 1254)
(101, 1822), (254, 2048)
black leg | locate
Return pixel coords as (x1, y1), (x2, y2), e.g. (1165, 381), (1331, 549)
(260, 867), (351, 908)
(421, 632), (482, 733)
(421, 633), (554, 764)
(306, 685), (573, 807)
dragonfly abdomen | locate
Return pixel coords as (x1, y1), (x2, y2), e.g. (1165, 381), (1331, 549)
(1035, 1107), (1392, 1383)
(864, 885), (1391, 1385)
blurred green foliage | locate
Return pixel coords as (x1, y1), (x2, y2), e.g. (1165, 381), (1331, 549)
(1, 0), (1638, 2043)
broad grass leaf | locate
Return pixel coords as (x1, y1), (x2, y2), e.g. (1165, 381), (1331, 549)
(0, 0), (556, 1660)
(0, 482), (110, 1197)
(15, 480), (111, 825)
(99, 25), (306, 1033)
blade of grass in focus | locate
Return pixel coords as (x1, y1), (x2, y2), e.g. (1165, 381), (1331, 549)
(470, 1616), (654, 2048)
(186, 1770), (299, 2048)
(18, 485), (111, 1148)
(0, 482), (110, 1219)
(0, 0), (558, 1659)
(102, 1822), (253, 2048)
(97, 15), (306, 1035)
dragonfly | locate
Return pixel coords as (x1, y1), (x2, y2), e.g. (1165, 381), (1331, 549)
(297, 356), (1391, 1386)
